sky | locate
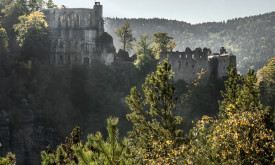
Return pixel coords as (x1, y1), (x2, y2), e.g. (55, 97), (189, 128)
(55, 0), (275, 24)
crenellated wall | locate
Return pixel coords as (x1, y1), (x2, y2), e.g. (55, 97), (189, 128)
(161, 47), (236, 83)
(41, 2), (114, 66)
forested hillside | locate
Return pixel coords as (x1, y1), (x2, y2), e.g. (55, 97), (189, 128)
(105, 12), (275, 73)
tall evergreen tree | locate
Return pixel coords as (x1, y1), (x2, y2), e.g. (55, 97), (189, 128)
(126, 58), (184, 162)
(41, 126), (83, 165)
(74, 117), (133, 165)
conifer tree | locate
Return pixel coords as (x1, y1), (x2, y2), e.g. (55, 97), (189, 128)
(126, 58), (184, 161)
(41, 126), (83, 165)
(73, 117), (133, 165)
(219, 67), (241, 118)
(0, 143), (15, 165)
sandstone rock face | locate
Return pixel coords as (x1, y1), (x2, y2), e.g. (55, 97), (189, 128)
(41, 2), (115, 66)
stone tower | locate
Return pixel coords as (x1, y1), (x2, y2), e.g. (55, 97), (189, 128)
(41, 2), (115, 66)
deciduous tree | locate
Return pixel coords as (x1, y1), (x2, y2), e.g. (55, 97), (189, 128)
(13, 11), (50, 61)
(0, 27), (8, 55)
(114, 22), (135, 52)
(187, 68), (275, 164)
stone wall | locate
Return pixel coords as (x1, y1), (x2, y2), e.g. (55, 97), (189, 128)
(162, 47), (236, 83)
(41, 2), (115, 66)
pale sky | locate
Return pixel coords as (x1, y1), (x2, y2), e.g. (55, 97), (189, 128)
(54, 0), (275, 24)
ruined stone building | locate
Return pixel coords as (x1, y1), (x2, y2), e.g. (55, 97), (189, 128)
(41, 2), (115, 66)
(161, 47), (236, 83)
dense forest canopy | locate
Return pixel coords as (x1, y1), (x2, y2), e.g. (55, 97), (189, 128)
(105, 12), (275, 73)
(0, 0), (274, 164)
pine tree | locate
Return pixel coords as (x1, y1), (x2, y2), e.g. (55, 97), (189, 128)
(73, 117), (133, 165)
(219, 67), (241, 118)
(126, 58), (184, 162)
(41, 126), (83, 165)
(0, 143), (15, 165)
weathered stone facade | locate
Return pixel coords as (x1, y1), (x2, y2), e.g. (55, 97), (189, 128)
(161, 47), (236, 83)
(41, 2), (115, 66)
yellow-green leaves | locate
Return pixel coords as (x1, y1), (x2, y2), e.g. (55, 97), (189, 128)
(13, 11), (48, 47)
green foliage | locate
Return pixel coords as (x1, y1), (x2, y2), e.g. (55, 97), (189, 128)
(74, 117), (133, 165)
(42, 118), (133, 165)
(258, 57), (275, 112)
(105, 14), (275, 73)
(0, 152), (16, 165)
(181, 76), (224, 131)
(13, 11), (49, 60)
(114, 22), (135, 52)
(41, 126), (83, 165)
(27, 0), (45, 11)
(46, 0), (57, 9)
(13, 11), (48, 47)
(134, 33), (152, 55)
(0, 0), (28, 26)
(126, 58), (184, 162)
(38, 58), (275, 165)
(0, 0), (44, 34)
(0, 27), (8, 55)
(134, 33), (157, 75)
(219, 68), (241, 118)
(152, 32), (176, 59)
(187, 68), (275, 164)
(134, 52), (157, 75)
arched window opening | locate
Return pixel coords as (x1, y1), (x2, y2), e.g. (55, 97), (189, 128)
(84, 57), (89, 65)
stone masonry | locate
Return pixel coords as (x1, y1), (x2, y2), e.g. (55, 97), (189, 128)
(41, 2), (115, 66)
(161, 47), (236, 83)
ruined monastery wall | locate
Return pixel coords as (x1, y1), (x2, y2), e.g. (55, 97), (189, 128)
(41, 2), (114, 66)
(162, 48), (236, 83)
